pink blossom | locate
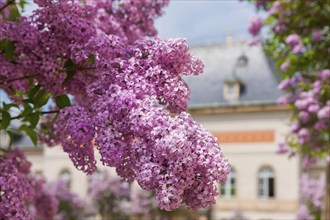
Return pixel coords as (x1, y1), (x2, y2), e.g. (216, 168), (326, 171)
(320, 69), (330, 81)
(276, 143), (288, 154)
(285, 34), (301, 47)
(248, 15), (263, 36)
(280, 61), (290, 72)
(311, 29), (322, 41)
(317, 106), (330, 119)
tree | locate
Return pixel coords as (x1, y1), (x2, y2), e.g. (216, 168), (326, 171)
(247, 0), (330, 219)
(0, 0), (230, 218)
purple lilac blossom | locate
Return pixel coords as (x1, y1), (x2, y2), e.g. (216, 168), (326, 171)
(248, 15), (262, 36)
(311, 29), (322, 41)
(280, 61), (290, 72)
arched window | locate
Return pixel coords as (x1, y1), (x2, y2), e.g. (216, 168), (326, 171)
(258, 167), (275, 198)
(59, 169), (71, 188)
(220, 167), (236, 198)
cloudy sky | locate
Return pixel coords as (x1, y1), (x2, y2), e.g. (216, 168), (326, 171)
(155, 0), (257, 46)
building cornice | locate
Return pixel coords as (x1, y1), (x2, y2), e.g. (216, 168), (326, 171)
(188, 103), (290, 115)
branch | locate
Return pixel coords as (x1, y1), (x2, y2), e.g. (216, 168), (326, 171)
(0, 74), (39, 85)
(0, 0), (14, 12)
(0, 147), (9, 153)
(10, 110), (60, 120)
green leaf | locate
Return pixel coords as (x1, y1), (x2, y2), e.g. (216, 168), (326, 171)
(21, 103), (33, 117)
(7, 130), (14, 149)
(63, 59), (76, 84)
(19, 125), (38, 146)
(2, 102), (19, 111)
(0, 39), (15, 61)
(8, 6), (21, 22)
(19, 0), (27, 11)
(28, 84), (41, 99)
(88, 54), (96, 64)
(27, 112), (40, 128)
(34, 89), (51, 108)
(55, 94), (71, 109)
(0, 111), (11, 129)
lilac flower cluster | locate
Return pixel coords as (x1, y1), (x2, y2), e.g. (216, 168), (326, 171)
(248, 15), (262, 36)
(1, 0), (229, 211)
(55, 106), (97, 174)
(277, 70), (330, 163)
(48, 180), (87, 220)
(285, 34), (304, 53)
(0, 149), (59, 220)
(88, 170), (131, 219)
(130, 188), (157, 218)
(247, 15), (262, 46)
(297, 173), (325, 220)
(29, 177), (58, 220)
(0, 151), (34, 220)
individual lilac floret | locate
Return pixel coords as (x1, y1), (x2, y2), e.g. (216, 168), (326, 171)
(248, 15), (262, 36)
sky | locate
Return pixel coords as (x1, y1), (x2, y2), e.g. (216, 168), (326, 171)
(155, 0), (257, 46)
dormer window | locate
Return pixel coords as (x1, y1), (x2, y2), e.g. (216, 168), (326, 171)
(224, 80), (243, 100)
(224, 79), (246, 101)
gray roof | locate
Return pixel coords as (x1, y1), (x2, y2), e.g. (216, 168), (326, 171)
(185, 40), (282, 108)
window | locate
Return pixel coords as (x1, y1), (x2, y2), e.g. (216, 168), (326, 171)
(220, 167), (236, 198)
(227, 82), (236, 95)
(258, 167), (275, 198)
(223, 80), (245, 101)
(59, 169), (72, 188)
